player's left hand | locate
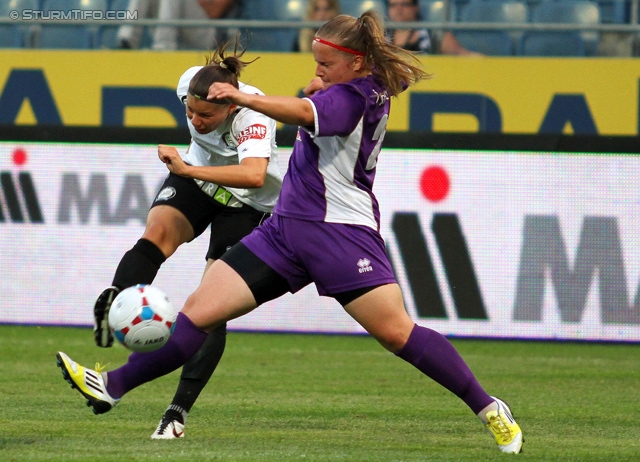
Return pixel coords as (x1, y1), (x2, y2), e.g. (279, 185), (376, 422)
(158, 144), (190, 176)
(303, 77), (324, 97)
(207, 82), (244, 105)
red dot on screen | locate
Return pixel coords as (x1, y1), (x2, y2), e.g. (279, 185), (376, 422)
(13, 148), (27, 166)
(420, 166), (450, 202)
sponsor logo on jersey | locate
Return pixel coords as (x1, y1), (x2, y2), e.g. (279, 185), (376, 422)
(155, 187), (176, 201)
(237, 124), (267, 145)
(357, 258), (373, 273)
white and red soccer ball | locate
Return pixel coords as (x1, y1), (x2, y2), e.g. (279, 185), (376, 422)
(108, 284), (178, 353)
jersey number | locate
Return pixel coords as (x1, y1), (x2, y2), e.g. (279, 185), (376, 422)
(366, 114), (388, 171)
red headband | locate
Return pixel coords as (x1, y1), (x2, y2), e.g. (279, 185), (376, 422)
(313, 37), (365, 56)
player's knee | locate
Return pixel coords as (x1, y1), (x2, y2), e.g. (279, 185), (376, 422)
(182, 292), (225, 333)
(375, 327), (412, 353)
(142, 223), (186, 255)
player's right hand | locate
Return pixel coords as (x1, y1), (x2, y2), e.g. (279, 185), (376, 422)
(158, 144), (189, 177)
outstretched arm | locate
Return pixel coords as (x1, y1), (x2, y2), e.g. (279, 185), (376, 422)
(208, 83), (315, 127)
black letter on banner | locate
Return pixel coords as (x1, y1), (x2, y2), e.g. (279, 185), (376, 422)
(101, 87), (187, 127)
(19, 173), (44, 223)
(432, 213), (488, 320)
(538, 94), (597, 135)
(1, 173), (24, 222)
(57, 173), (113, 224)
(0, 69), (63, 125)
(392, 212), (447, 318)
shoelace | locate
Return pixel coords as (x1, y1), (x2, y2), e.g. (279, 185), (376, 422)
(157, 417), (173, 435)
(487, 414), (513, 442)
(94, 362), (109, 373)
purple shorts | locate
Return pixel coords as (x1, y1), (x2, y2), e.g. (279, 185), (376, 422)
(241, 214), (397, 296)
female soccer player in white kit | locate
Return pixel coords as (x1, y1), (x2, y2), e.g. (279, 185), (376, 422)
(91, 40), (282, 439)
(59, 11), (523, 453)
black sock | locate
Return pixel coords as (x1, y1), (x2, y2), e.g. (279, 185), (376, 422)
(164, 405), (187, 424)
(112, 238), (167, 289)
(168, 323), (228, 415)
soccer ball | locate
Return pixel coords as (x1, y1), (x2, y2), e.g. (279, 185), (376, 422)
(108, 284), (178, 353)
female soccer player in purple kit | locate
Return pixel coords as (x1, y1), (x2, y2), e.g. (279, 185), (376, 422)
(57, 11), (523, 454)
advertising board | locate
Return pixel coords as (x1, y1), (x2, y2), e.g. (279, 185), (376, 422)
(2, 140), (638, 341)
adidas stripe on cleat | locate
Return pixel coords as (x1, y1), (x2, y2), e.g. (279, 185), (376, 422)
(485, 396), (523, 454)
(56, 351), (119, 414)
(94, 286), (120, 348)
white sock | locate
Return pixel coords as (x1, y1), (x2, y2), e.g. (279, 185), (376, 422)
(477, 400), (498, 424)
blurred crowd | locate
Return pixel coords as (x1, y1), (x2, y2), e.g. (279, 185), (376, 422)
(0, 0), (636, 56)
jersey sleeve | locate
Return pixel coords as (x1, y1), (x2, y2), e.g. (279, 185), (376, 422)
(232, 108), (276, 162)
(307, 84), (367, 137)
(176, 66), (203, 103)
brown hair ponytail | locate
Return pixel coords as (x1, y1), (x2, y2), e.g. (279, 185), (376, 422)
(316, 11), (430, 96)
(189, 37), (259, 102)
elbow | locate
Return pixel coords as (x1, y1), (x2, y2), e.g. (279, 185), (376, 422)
(248, 173), (265, 188)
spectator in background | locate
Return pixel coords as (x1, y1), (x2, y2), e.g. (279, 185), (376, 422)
(116, 0), (159, 49)
(152, 0), (242, 50)
(115, 0), (241, 50)
(296, 0), (341, 52)
(385, 0), (480, 55)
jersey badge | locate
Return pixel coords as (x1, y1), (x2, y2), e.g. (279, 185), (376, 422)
(155, 187), (176, 201)
(223, 132), (237, 150)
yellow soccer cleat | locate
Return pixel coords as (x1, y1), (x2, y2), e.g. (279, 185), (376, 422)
(485, 397), (523, 454)
(56, 351), (119, 414)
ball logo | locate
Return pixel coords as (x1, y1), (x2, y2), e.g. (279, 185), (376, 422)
(237, 124), (267, 145)
(133, 336), (166, 346)
(156, 186), (176, 201)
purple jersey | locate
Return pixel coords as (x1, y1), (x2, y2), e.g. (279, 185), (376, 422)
(274, 75), (390, 231)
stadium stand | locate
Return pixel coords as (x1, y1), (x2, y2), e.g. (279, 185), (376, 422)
(39, 0), (106, 49)
(0, 0), (38, 47)
(241, 0), (305, 51)
(340, 0), (386, 17)
(594, 0), (629, 24)
(98, 0), (130, 48)
(520, 0), (601, 56)
(0, 0), (637, 56)
(455, 0), (528, 55)
(418, 0), (450, 22)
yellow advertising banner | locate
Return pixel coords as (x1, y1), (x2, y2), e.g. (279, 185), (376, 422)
(1, 50), (639, 135)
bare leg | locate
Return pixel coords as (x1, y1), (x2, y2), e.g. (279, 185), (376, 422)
(343, 284), (494, 414)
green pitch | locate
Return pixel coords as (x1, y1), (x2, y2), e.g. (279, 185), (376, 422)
(1, 325), (638, 461)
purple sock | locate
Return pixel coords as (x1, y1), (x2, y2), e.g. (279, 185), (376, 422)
(395, 324), (493, 414)
(106, 312), (208, 398)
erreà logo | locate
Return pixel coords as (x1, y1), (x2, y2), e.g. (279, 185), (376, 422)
(0, 148), (43, 223)
(357, 258), (373, 273)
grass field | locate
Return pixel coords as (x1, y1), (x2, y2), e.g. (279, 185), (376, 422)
(1, 325), (639, 461)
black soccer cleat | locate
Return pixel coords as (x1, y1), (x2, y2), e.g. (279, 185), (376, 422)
(93, 286), (120, 348)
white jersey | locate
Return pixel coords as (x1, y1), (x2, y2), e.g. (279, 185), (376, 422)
(176, 66), (282, 213)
